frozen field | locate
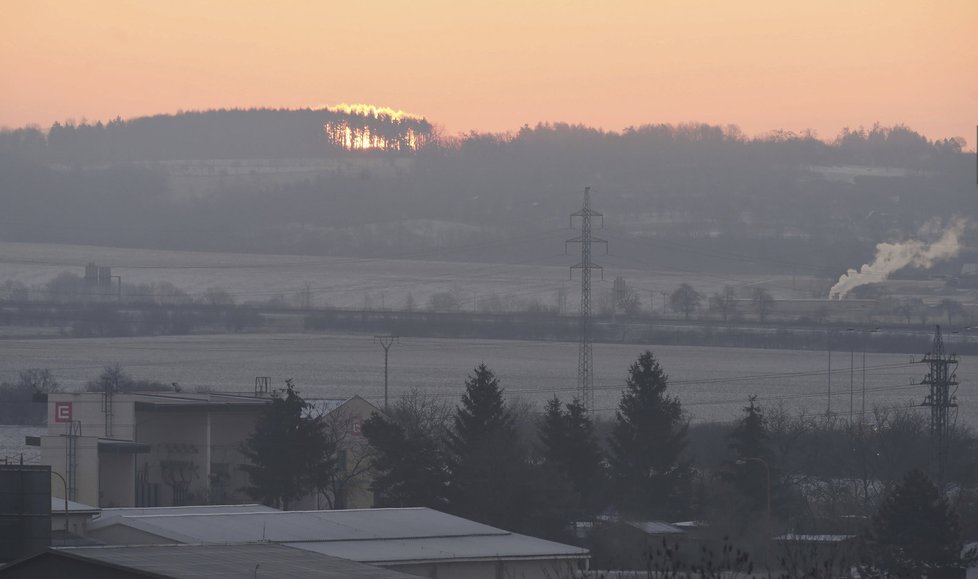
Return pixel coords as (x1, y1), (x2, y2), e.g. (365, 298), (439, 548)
(0, 332), (972, 426)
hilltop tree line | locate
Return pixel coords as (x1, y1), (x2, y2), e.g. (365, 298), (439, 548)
(0, 107), (434, 164)
(0, 117), (973, 270)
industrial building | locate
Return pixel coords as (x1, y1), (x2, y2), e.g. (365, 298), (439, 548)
(0, 543), (417, 579)
(83, 506), (590, 578)
(32, 391), (379, 509)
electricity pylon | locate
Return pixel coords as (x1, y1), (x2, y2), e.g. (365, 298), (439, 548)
(566, 187), (607, 413)
(916, 325), (958, 486)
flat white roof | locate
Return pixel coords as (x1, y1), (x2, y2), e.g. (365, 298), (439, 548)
(50, 497), (99, 514)
(89, 507), (588, 564)
(93, 503), (279, 525)
(51, 543), (415, 579)
(774, 534), (856, 543)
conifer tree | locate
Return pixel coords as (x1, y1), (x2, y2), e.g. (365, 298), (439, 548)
(609, 351), (690, 519)
(721, 396), (776, 514)
(362, 412), (448, 508)
(445, 363), (524, 528)
(539, 396), (605, 514)
(865, 468), (976, 578)
(240, 381), (337, 510)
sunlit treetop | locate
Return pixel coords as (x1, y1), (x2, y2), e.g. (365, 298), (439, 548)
(323, 103), (433, 152)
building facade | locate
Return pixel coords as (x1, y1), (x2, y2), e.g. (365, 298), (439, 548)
(35, 391), (379, 509)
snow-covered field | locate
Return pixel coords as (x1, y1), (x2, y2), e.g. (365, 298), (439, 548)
(0, 332), (969, 425)
(0, 240), (816, 311)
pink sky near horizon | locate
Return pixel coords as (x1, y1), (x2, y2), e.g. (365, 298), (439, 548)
(2, 1), (976, 144)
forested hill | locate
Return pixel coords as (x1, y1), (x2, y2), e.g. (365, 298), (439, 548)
(0, 106), (435, 163)
(0, 116), (973, 271)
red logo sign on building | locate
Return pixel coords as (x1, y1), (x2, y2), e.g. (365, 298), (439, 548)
(54, 401), (73, 423)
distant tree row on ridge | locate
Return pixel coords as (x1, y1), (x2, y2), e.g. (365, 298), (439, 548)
(0, 107), (435, 163)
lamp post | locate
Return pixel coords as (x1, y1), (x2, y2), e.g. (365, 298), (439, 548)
(50, 470), (69, 544)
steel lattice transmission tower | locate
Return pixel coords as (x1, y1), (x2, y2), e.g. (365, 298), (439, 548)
(916, 325), (958, 486)
(566, 187), (607, 412)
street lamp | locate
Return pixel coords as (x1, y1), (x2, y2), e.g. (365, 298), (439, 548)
(50, 470), (69, 544)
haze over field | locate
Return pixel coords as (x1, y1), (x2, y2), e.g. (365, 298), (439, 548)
(2, 332), (970, 424)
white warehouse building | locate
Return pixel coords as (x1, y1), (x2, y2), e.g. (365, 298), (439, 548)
(85, 506), (590, 579)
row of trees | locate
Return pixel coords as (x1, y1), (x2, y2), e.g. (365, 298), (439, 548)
(1, 107), (435, 164)
(240, 353), (691, 537)
(239, 351), (978, 573)
(670, 283), (776, 321)
(2, 117), (963, 167)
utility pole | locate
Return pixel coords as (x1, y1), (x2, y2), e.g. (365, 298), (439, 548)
(850, 341), (855, 425)
(827, 335), (832, 416)
(916, 325), (958, 487)
(566, 187), (606, 413)
(374, 335), (398, 411)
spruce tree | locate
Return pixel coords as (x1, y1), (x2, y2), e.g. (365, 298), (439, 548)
(362, 412), (448, 508)
(866, 468), (976, 578)
(240, 381), (337, 510)
(445, 363), (524, 528)
(721, 396), (775, 514)
(539, 397), (567, 464)
(539, 396), (605, 514)
(609, 351), (690, 519)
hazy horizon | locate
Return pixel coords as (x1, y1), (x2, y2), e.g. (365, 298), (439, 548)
(4, 106), (972, 150)
(3, 1), (975, 143)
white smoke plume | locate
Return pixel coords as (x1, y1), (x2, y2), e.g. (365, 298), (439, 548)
(829, 217), (971, 299)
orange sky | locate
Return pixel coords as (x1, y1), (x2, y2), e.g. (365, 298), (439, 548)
(2, 0), (976, 143)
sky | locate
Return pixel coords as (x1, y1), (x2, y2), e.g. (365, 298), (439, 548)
(2, 0), (976, 143)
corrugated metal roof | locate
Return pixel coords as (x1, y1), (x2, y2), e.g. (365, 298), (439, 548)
(288, 534), (588, 564)
(774, 534), (856, 543)
(53, 543), (415, 578)
(627, 521), (685, 535)
(131, 392), (270, 410)
(50, 497), (99, 514)
(90, 507), (589, 564)
(93, 504), (279, 525)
